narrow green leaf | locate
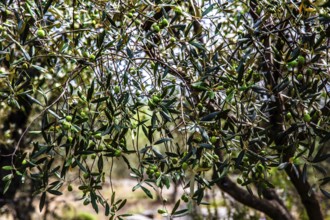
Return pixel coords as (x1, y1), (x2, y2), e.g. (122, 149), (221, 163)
(278, 162), (289, 170)
(2, 173), (13, 181)
(39, 192), (46, 212)
(154, 138), (172, 145)
(141, 185), (153, 199)
(171, 199), (180, 215)
(2, 166), (14, 171)
(91, 192), (99, 213)
(26, 94), (43, 106)
(111, 192), (115, 205)
(3, 180), (12, 194)
(87, 81), (95, 102)
(117, 199), (126, 211)
(202, 3), (215, 17)
(302, 163), (307, 184)
(47, 189), (63, 195)
(200, 111), (220, 122)
(320, 188), (330, 199)
(235, 150), (245, 167)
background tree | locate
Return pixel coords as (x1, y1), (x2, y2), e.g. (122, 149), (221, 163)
(1, 0), (330, 219)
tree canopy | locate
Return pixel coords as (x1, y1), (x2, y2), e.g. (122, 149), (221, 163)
(1, 0), (330, 219)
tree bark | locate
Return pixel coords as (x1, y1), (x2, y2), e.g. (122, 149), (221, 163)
(214, 174), (293, 220)
(285, 166), (323, 220)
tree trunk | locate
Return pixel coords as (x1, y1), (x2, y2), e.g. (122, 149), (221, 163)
(214, 175), (293, 220)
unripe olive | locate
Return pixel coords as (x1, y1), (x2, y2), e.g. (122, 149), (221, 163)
(37, 28), (46, 38)
(288, 60), (298, 68)
(89, 54), (96, 61)
(152, 24), (160, 33)
(62, 121), (71, 130)
(94, 132), (102, 140)
(68, 184), (73, 191)
(68, 136), (73, 143)
(114, 85), (120, 94)
(134, 19), (141, 25)
(158, 209), (167, 214)
(182, 162), (188, 170)
(152, 95), (161, 104)
(297, 55), (305, 65)
(174, 6), (183, 15)
(160, 18), (169, 27)
(306, 68), (312, 75)
(257, 164), (264, 172)
(181, 194), (189, 202)
(22, 63), (29, 69)
(66, 115), (73, 122)
(210, 136), (217, 144)
(297, 74), (303, 81)
(172, 158), (178, 164)
(155, 171), (161, 178)
(114, 149), (122, 157)
(303, 113), (311, 122)
(151, 165), (158, 171)
(286, 112), (292, 120)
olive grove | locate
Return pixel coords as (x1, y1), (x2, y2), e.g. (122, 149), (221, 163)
(1, 0), (330, 219)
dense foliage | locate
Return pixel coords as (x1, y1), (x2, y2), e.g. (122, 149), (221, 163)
(1, 0), (330, 219)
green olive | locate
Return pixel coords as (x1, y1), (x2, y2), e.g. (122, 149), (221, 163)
(155, 171), (161, 178)
(288, 60), (298, 68)
(174, 6), (183, 15)
(114, 85), (120, 94)
(37, 29), (46, 38)
(303, 113), (311, 122)
(306, 68), (313, 75)
(114, 149), (122, 157)
(297, 74), (304, 81)
(22, 63), (29, 69)
(210, 136), (217, 144)
(286, 112), (292, 119)
(89, 54), (96, 61)
(62, 121), (71, 130)
(158, 209), (167, 214)
(181, 194), (189, 202)
(297, 55), (305, 65)
(68, 136), (73, 143)
(94, 133), (102, 140)
(65, 115), (73, 122)
(182, 162), (188, 170)
(152, 24), (160, 33)
(160, 18), (169, 27)
(152, 95), (161, 104)
(134, 19), (141, 25)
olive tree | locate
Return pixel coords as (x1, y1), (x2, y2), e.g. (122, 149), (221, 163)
(1, 0), (330, 219)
